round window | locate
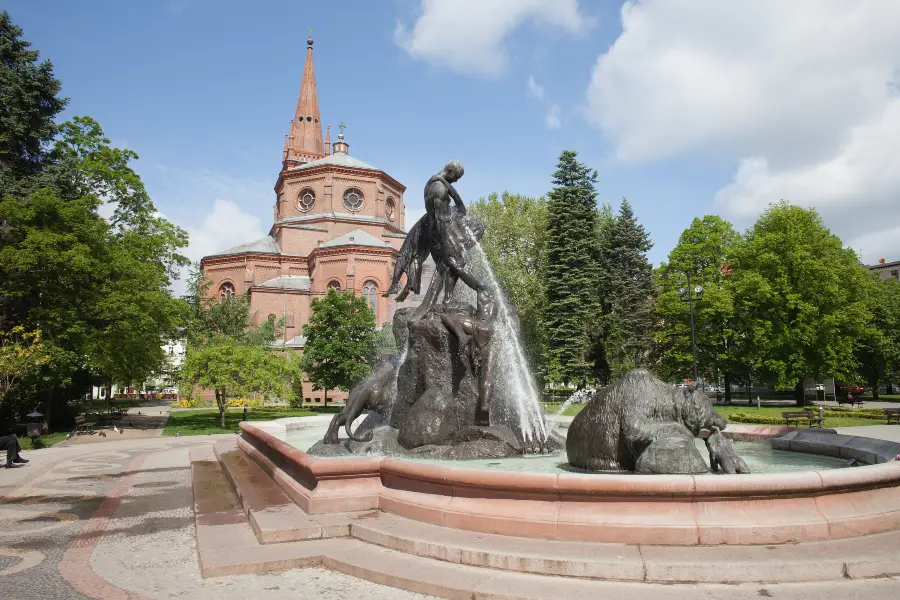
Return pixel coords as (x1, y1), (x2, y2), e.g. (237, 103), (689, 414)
(386, 198), (396, 221)
(298, 189), (315, 212)
(343, 188), (364, 212)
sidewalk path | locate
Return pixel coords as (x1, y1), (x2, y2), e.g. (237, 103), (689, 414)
(0, 435), (433, 600)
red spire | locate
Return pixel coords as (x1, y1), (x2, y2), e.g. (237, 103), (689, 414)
(286, 30), (325, 164)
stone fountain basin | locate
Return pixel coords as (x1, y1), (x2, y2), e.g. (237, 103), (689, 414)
(238, 421), (900, 546)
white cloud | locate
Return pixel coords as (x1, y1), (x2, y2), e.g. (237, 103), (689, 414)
(139, 166), (271, 294)
(526, 76), (545, 101)
(395, 0), (591, 77)
(546, 104), (561, 130)
(714, 97), (900, 261)
(587, 1), (900, 164)
(588, 0), (900, 260)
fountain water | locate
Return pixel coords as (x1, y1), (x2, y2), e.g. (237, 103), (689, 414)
(545, 388), (592, 439)
(385, 327), (409, 424)
(465, 241), (547, 446)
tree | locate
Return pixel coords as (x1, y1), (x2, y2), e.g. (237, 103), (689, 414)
(545, 151), (600, 385)
(731, 202), (873, 405)
(373, 323), (398, 363)
(0, 11), (67, 179)
(601, 199), (656, 378)
(469, 192), (549, 380)
(0, 327), (48, 409)
(301, 289), (376, 407)
(654, 216), (742, 400)
(855, 276), (900, 400)
(180, 335), (298, 428)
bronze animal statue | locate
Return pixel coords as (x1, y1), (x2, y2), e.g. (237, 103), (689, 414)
(566, 369), (750, 474)
(322, 357), (398, 444)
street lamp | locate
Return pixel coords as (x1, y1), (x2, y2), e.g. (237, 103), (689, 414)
(0, 218), (10, 239)
(677, 274), (704, 384)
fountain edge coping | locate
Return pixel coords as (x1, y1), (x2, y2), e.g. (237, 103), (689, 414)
(239, 421), (900, 499)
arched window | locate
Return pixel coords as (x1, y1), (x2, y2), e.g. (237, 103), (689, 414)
(219, 282), (235, 301)
(297, 188), (315, 212)
(386, 197), (396, 221)
(342, 188), (364, 212)
(362, 281), (377, 313)
(327, 281), (341, 294)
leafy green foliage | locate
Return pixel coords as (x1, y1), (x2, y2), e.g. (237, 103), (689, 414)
(469, 192), (549, 379)
(730, 202), (874, 404)
(545, 151), (600, 384)
(179, 336), (300, 427)
(0, 327), (49, 408)
(655, 216), (742, 397)
(855, 276), (900, 400)
(301, 289), (376, 406)
(0, 14), (188, 427)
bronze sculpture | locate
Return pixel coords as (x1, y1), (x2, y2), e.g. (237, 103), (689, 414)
(322, 357), (398, 444)
(440, 289), (499, 425)
(566, 369), (750, 474)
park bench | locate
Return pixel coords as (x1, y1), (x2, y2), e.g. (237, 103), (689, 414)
(782, 410), (824, 428)
(837, 396), (865, 408)
(884, 408), (900, 425)
(74, 415), (94, 435)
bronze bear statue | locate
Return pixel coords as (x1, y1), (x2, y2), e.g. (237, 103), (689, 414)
(566, 369), (749, 474)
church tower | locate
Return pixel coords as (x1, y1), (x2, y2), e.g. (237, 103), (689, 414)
(201, 31), (408, 402)
(284, 32), (326, 166)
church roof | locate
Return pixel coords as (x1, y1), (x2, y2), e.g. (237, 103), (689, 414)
(254, 275), (310, 291)
(288, 151), (379, 172)
(207, 236), (281, 258)
(318, 228), (391, 249)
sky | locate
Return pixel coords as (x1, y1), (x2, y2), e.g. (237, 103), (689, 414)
(8, 0), (900, 291)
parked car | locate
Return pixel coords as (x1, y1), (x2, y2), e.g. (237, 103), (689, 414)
(836, 383), (864, 395)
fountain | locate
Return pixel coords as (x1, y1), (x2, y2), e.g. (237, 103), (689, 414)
(222, 161), (900, 553)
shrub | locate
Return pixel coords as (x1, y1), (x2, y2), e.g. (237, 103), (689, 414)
(727, 413), (787, 425)
(170, 397), (206, 408)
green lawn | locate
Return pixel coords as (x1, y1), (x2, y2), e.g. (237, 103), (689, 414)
(20, 431), (70, 450)
(162, 408), (322, 436)
(543, 402), (887, 427)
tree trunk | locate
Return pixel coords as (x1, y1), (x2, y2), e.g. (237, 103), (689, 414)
(324, 389), (328, 409)
(216, 390), (226, 429)
(870, 371), (880, 402)
(794, 379), (805, 406)
(105, 380), (112, 415)
(724, 372), (732, 404)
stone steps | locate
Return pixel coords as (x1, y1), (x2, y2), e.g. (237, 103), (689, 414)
(351, 511), (900, 583)
(213, 439), (372, 543)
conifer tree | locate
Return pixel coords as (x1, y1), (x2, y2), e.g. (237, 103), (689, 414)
(603, 198), (656, 377)
(545, 151), (599, 385)
(0, 11), (67, 178)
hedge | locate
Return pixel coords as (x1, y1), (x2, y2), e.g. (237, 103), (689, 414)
(727, 413), (787, 425)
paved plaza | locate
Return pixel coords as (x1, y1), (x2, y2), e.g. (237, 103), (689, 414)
(3, 416), (900, 599)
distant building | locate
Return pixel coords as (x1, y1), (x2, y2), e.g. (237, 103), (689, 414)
(867, 258), (900, 281)
(198, 33), (412, 402)
(91, 339), (185, 399)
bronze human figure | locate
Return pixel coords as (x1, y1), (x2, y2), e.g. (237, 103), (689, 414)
(441, 289), (499, 425)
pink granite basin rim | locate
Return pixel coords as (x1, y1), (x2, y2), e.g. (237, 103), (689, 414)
(240, 422), (900, 499)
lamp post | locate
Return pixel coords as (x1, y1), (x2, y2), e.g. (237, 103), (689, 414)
(678, 274), (704, 384)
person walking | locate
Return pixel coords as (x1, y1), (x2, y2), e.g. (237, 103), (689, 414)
(0, 434), (29, 468)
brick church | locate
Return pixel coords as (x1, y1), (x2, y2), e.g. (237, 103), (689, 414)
(200, 34), (413, 402)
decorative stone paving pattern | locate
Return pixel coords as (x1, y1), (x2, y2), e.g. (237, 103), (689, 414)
(89, 446), (437, 600)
